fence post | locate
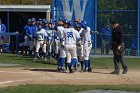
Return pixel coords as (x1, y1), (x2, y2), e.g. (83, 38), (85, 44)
(7, 11), (9, 32)
(138, 0), (140, 56)
(51, 0), (55, 21)
(94, 0), (97, 55)
(16, 33), (19, 54)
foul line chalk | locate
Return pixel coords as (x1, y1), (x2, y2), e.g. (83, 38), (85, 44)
(0, 71), (32, 74)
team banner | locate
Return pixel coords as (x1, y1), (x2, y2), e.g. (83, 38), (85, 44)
(56, 0), (95, 30)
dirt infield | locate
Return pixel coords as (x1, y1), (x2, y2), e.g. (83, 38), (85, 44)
(0, 68), (140, 88)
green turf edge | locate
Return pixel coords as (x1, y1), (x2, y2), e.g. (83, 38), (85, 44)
(0, 53), (140, 70)
(0, 84), (140, 93)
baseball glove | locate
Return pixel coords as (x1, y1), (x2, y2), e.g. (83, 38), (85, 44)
(115, 45), (123, 55)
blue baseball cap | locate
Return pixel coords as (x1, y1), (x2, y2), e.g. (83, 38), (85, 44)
(44, 20), (48, 24)
(31, 18), (36, 22)
(69, 21), (75, 26)
(55, 19), (58, 23)
(80, 22), (87, 29)
(63, 19), (69, 24)
(75, 23), (81, 28)
(81, 21), (87, 26)
(50, 19), (54, 24)
(58, 18), (63, 21)
(28, 19), (31, 22)
(42, 18), (46, 22)
(38, 18), (42, 21)
(36, 21), (39, 25)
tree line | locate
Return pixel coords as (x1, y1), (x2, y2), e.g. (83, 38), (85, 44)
(0, 0), (51, 5)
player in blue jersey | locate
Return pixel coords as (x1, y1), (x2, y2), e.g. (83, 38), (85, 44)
(0, 18), (6, 52)
(25, 18), (38, 56)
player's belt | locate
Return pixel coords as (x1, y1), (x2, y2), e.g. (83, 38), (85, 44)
(37, 40), (44, 41)
(84, 41), (91, 43)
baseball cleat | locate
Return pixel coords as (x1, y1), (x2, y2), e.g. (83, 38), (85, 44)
(122, 69), (128, 74)
(88, 68), (92, 72)
(33, 58), (38, 61)
(57, 67), (61, 71)
(77, 63), (80, 67)
(69, 66), (75, 73)
(60, 67), (66, 73)
(44, 58), (47, 62)
(111, 70), (120, 75)
(83, 68), (88, 72)
(70, 67), (75, 73)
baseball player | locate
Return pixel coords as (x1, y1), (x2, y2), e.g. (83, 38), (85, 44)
(80, 21), (92, 72)
(25, 18), (38, 56)
(42, 18), (46, 24)
(43, 20), (49, 30)
(24, 19), (31, 32)
(38, 18), (43, 25)
(53, 24), (60, 60)
(23, 19), (31, 55)
(62, 21), (81, 73)
(46, 21), (55, 59)
(56, 18), (66, 72)
(74, 23), (85, 70)
(34, 23), (48, 61)
(0, 18), (6, 52)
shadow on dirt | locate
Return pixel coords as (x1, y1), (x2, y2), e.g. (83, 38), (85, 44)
(92, 71), (111, 74)
(23, 68), (59, 73)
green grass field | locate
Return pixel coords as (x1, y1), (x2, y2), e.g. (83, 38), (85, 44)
(0, 53), (140, 93)
(0, 53), (140, 70)
(0, 85), (140, 93)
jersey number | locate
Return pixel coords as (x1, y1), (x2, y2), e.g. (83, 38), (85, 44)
(67, 32), (73, 38)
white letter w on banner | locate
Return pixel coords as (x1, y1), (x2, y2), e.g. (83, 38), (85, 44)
(62, 0), (88, 20)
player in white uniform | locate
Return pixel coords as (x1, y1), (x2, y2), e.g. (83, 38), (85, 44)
(80, 21), (92, 72)
(56, 19), (66, 72)
(46, 22), (55, 59)
(53, 25), (60, 60)
(74, 23), (85, 70)
(34, 23), (48, 61)
(62, 21), (81, 73)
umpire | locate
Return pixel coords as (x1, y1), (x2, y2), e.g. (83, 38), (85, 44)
(111, 21), (128, 75)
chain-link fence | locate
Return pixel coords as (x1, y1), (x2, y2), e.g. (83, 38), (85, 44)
(54, 0), (139, 56)
(97, 0), (138, 56)
(1, 0), (139, 56)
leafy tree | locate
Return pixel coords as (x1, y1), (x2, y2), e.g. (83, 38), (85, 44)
(0, 0), (51, 5)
